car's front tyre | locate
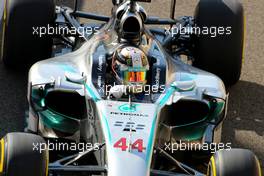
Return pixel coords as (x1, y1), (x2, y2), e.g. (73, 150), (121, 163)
(0, 133), (48, 176)
(208, 149), (262, 176)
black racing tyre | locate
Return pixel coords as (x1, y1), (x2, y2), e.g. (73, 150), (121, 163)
(0, 0), (55, 68)
(0, 133), (48, 176)
(208, 149), (262, 176)
(193, 0), (245, 87)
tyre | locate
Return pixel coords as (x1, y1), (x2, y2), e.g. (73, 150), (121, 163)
(0, 133), (48, 176)
(0, 0), (55, 68)
(193, 0), (245, 87)
(208, 149), (262, 176)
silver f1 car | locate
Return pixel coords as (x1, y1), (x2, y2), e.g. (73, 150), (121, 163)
(0, 0), (262, 176)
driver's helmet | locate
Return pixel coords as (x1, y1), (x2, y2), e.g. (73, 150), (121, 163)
(112, 46), (149, 93)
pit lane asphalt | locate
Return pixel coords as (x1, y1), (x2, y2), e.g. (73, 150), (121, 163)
(0, 0), (263, 170)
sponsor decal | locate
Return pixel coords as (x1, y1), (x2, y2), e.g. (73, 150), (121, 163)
(97, 55), (104, 94)
(110, 112), (148, 118)
(154, 67), (161, 88)
(119, 104), (137, 112)
(97, 55), (104, 72)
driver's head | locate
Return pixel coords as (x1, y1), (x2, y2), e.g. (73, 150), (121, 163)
(112, 46), (149, 93)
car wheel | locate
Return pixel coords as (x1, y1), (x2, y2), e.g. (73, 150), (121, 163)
(0, 133), (48, 176)
(0, 0), (55, 68)
(193, 0), (245, 87)
(207, 149), (262, 176)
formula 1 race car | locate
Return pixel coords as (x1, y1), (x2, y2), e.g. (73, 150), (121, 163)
(0, 0), (262, 176)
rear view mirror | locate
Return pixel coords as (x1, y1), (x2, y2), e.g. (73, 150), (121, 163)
(65, 72), (86, 84)
(171, 80), (196, 92)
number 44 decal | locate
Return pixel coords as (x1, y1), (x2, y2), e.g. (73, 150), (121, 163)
(113, 137), (146, 152)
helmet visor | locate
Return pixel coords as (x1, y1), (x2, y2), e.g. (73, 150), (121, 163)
(123, 71), (147, 83)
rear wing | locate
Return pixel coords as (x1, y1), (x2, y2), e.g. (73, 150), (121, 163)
(71, 0), (177, 25)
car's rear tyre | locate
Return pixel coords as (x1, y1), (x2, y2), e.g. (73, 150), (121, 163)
(208, 149), (262, 176)
(0, 0), (55, 68)
(193, 0), (245, 87)
(0, 133), (48, 176)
